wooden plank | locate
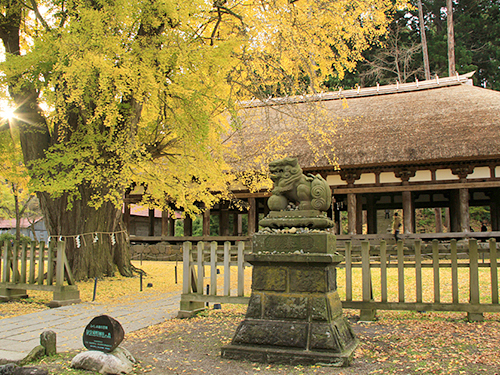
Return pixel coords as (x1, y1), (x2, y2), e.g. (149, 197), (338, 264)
(180, 294), (250, 305)
(12, 242), (18, 283)
(28, 242), (36, 284)
(197, 242), (204, 295)
(415, 240), (422, 304)
(38, 241), (45, 285)
(361, 241), (371, 302)
(489, 239), (499, 305)
(469, 239), (480, 306)
(223, 242), (230, 296)
(47, 241), (54, 285)
(345, 242), (352, 302)
(210, 242), (217, 296)
(63, 247), (76, 286)
(451, 239), (459, 304)
(237, 242), (245, 297)
(2, 242), (9, 283)
(341, 301), (500, 313)
(20, 242), (27, 284)
(397, 240), (405, 302)
(182, 242), (191, 295)
(56, 241), (65, 287)
(380, 240), (387, 303)
(0, 282), (78, 292)
(432, 240), (440, 303)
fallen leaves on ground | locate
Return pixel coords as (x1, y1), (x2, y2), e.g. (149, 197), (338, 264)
(0, 261), (182, 319)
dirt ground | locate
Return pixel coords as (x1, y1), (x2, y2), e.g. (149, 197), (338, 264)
(29, 306), (500, 375)
(119, 307), (499, 375)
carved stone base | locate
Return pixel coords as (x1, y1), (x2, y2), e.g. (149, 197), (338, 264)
(259, 210), (334, 229)
(221, 252), (358, 366)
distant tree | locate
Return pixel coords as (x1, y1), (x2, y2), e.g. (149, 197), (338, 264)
(337, 0), (500, 90)
(0, 124), (37, 241)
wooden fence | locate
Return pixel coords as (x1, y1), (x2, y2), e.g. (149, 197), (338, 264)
(0, 240), (80, 307)
(178, 238), (500, 321)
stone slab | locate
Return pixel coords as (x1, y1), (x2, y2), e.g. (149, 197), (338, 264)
(253, 232), (337, 254)
(221, 339), (359, 367)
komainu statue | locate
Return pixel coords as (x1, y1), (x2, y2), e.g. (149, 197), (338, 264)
(268, 157), (332, 211)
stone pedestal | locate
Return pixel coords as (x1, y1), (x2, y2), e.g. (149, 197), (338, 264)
(221, 249), (358, 366)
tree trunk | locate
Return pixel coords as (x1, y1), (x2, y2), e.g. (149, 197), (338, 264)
(447, 0), (456, 76)
(39, 186), (133, 280)
(417, 0), (431, 80)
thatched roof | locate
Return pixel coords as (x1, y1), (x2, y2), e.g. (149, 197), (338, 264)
(232, 73), (500, 171)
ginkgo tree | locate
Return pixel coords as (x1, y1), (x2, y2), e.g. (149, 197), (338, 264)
(0, 0), (404, 280)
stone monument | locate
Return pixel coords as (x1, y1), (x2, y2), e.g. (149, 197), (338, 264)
(72, 315), (136, 374)
(221, 157), (358, 366)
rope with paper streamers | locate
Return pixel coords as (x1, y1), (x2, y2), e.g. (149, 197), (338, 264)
(48, 230), (127, 248)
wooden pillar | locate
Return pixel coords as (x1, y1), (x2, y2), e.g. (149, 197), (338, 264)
(334, 207), (341, 235)
(449, 190), (460, 232)
(434, 208), (443, 233)
(248, 197), (256, 236)
(366, 195), (377, 234)
(459, 188), (470, 232)
(356, 196), (363, 234)
(148, 209), (155, 236)
(203, 208), (211, 236)
(219, 202), (230, 236)
(184, 216), (193, 237)
(124, 203), (131, 234)
(161, 210), (168, 236)
(168, 214), (175, 236)
(444, 207), (450, 232)
(347, 193), (357, 235)
(237, 214), (243, 236)
(402, 191), (413, 234)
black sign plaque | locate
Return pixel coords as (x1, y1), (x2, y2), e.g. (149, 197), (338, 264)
(83, 315), (124, 353)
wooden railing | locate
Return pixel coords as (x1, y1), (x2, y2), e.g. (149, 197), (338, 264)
(339, 238), (499, 321)
(0, 240), (80, 307)
(178, 238), (500, 321)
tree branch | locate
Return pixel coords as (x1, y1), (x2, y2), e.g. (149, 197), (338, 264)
(29, 0), (51, 32)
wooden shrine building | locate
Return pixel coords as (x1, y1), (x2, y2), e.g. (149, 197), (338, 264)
(126, 72), (500, 243)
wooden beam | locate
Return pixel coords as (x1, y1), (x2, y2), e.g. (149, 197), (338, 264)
(333, 179), (500, 195)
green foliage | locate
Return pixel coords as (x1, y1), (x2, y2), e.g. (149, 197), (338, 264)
(0, 232), (32, 244)
(470, 206), (490, 224)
